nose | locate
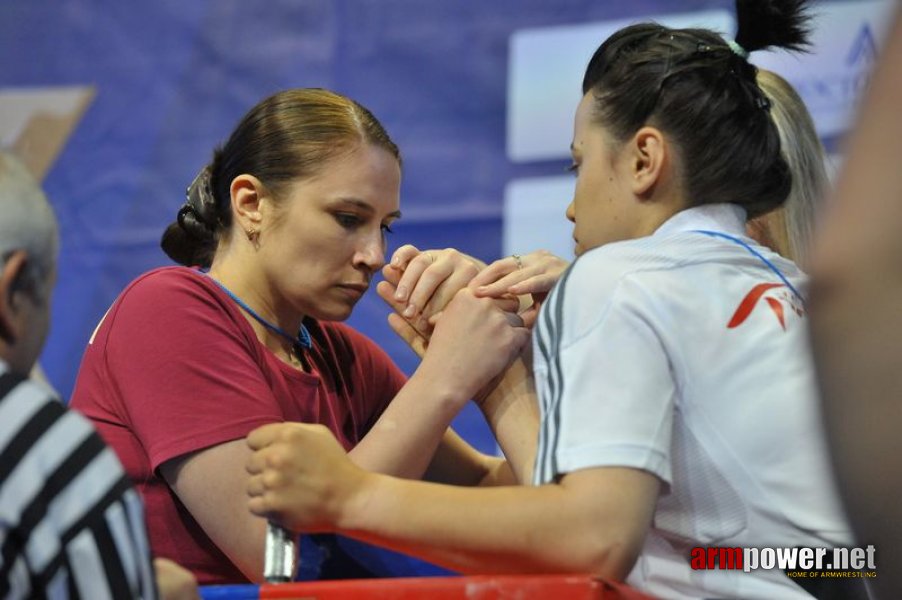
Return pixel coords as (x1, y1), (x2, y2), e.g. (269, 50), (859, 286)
(565, 199), (576, 223)
(353, 230), (386, 272)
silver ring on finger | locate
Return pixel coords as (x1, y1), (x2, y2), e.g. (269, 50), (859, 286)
(512, 254), (523, 270)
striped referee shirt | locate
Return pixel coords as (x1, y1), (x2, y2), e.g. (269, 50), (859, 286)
(0, 362), (156, 599)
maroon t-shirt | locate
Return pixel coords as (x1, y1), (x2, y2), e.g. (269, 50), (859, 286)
(70, 266), (405, 584)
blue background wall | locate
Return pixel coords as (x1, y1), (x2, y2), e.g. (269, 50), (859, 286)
(0, 0), (889, 453)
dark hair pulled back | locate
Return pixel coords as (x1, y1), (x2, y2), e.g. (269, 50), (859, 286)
(582, 0), (811, 218)
(161, 88), (400, 268)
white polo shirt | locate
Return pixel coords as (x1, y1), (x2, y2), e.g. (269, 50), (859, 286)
(532, 204), (851, 599)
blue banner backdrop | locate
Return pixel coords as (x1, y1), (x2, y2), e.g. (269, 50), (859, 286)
(0, 0), (883, 454)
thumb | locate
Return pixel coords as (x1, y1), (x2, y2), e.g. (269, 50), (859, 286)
(388, 313), (428, 358)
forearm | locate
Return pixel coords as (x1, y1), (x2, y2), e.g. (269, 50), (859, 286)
(248, 427), (658, 580)
(478, 357), (539, 483)
(476, 457), (520, 487)
(340, 473), (643, 579)
(808, 15), (902, 595)
(349, 370), (465, 479)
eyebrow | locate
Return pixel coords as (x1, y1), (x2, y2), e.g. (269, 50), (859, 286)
(333, 198), (402, 219)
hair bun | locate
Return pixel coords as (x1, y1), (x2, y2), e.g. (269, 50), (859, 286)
(735, 0), (812, 54)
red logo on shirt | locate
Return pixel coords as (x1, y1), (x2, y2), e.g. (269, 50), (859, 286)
(728, 283), (804, 330)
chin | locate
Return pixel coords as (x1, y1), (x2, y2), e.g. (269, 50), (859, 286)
(309, 304), (356, 323)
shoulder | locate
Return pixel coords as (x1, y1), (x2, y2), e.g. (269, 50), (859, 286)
(566, 234), (714, 290)
(560, 232), (807, 306)
(547, 232), (806, 339)
(118, 265), (221, 304)
(548, 237), (689, 331)
(89, 266), (252, 355)
(107, 266), (236, 326)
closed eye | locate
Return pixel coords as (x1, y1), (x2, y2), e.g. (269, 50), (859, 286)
(335, 213), (362, 229)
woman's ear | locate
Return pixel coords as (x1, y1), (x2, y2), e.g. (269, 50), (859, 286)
(0, 250), (29, 343)
(229, 174), (267, 234)
(630, 126), (667, 197)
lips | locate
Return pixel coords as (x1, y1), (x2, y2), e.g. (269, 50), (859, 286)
(337, 283), (369, 296)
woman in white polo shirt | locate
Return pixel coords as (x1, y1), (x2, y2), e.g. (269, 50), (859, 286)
(243, 1), (859, 598)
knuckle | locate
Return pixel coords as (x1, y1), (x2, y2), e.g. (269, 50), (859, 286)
(454, 286), (474, 300)
(264, 451), (283, 469)
(262, 470), (282, 488)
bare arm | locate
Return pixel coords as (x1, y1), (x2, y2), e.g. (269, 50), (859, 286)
(347, 287), (529, 480)
(378, 306), (539, 486)
(422, 428), (511, 486)
(475, 354), (539, 484)
(348, 467), (656, 577)
(160, 440), (267, 582)
(247, 423), (659, 579)
(809, 10), (902, 599)
(362, 245), (535, 484)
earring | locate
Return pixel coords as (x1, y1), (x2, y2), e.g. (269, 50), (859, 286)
(245, 228), (259, 247)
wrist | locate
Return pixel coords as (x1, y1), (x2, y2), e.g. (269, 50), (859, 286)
(337, 470), (381, 533)
(478, 357), (528, 409)
(408, 363), (473, 411)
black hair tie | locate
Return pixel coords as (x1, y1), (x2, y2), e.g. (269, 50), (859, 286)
(177, 166), (220, 239)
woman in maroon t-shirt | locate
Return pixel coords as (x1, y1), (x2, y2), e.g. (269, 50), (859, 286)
(71, 88), (533, 584)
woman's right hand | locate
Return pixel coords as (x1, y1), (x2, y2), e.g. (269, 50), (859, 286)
(471, 250), (570, 328)
(417, 287), (530, 403)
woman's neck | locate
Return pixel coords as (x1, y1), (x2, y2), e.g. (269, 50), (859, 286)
(207, 260), (307, 370)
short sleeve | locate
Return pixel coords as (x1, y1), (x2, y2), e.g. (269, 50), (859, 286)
(534, 275), (676, 486)
(101, 270), (283, 470)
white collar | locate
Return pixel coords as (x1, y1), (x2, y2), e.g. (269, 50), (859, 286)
(653, 204), (747, 238)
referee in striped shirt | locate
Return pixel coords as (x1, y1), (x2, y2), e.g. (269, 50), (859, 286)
(0, 151), (197, 600)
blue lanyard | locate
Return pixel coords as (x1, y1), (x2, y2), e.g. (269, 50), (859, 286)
(694, 230), (805, 305)
(205, 274), (312, 351)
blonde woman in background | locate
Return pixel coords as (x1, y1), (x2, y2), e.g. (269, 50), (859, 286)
(747, 68), (830, 266)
